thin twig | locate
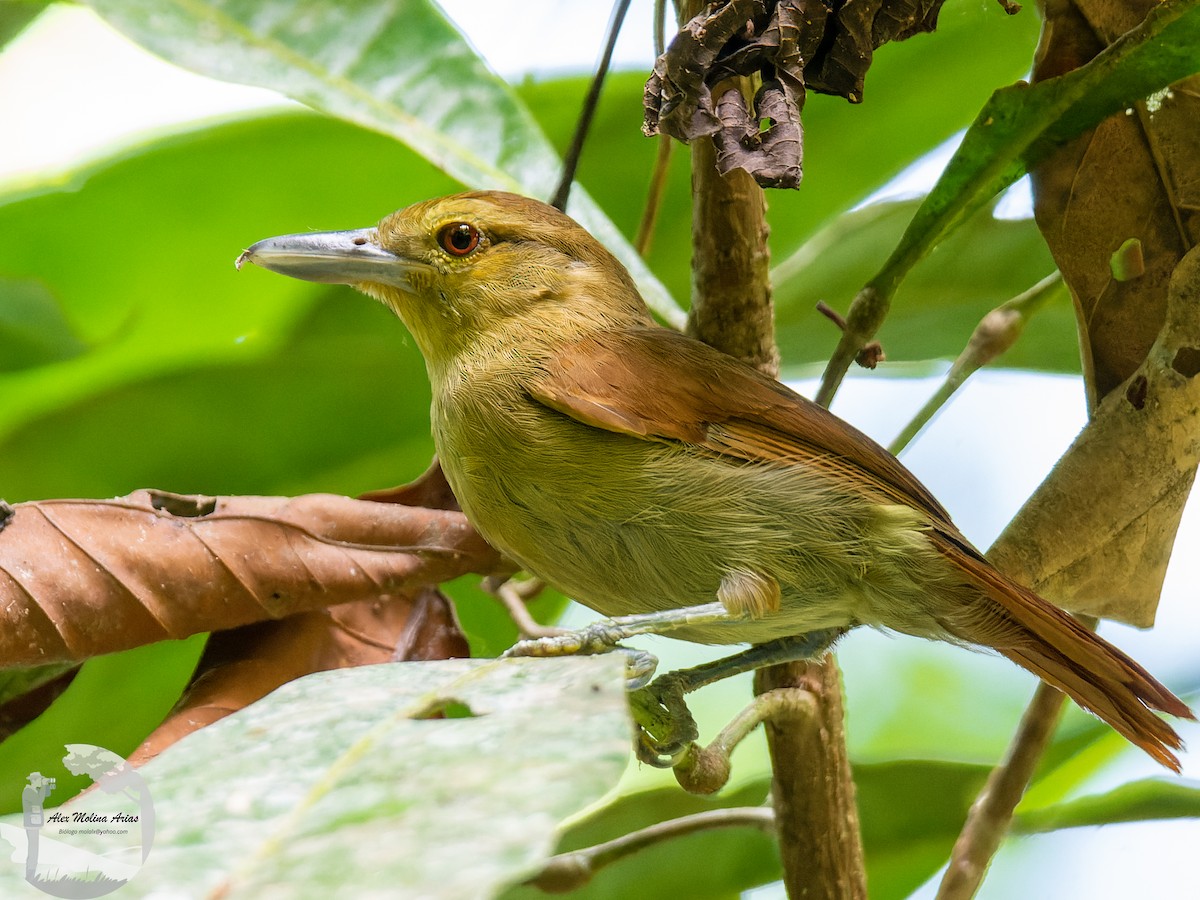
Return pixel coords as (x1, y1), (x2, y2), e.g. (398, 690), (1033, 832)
(675, 688), (816, 794)
(887, 271), (1063, 455)
(481, 575), (562, 640)
(635, 135), (674, 255)
(936, 680), (1069, 899)
(636, 0), (674, 256)
(653, 0), (668, 57)
(550, 0), (633, 211)
(527, 807), (776, 892)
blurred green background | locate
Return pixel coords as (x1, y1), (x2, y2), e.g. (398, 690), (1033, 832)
(0, 2), (1197, 898)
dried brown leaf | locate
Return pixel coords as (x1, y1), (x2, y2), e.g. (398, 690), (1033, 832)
(129, 586), (467, 764)
(713, 82), (803, 188)
(643, 0), (754, 142)
(990, 245), (1200, 626)
(358, 457), (462, 511)
(644, 0), (946, 188)
(0, 489), (504, 668)
(1032, 0), (1200, 401)
(1023, 0), (1200, 624)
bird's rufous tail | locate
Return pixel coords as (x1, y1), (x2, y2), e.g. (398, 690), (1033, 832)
(932, 533), (1193, 772)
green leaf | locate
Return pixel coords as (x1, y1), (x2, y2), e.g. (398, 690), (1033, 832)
(856, 759), (992, 900)
(0, 293), (437, 500)
(0, 277), (87, 371)
(0, 0), (49, 50)
(81, 0), (682, 325)
(0, 657), (631, 897)
(772, 199), (1070, 370)
(0, 635), (206, 814)
(501, 781), (778, 900)
(0, 113), (455, 453)
(868, 0), (1200, 303)
(1015, 778), (1200, 833)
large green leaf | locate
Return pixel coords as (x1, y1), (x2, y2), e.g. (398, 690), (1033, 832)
(0, 636), (206, 814)
(0, 657), (631, 897)
(855, 759), (991, 900)
(82, 0), (682, 324)
(1015, 778), (1200, 833)
(833, 0), (1200, 380)
(772, 198), (1070, 370)
(0, 113), (454, 449)
(0, 277), (87, 372)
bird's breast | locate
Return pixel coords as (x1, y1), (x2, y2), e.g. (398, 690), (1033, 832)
(428, 374), (957, 643)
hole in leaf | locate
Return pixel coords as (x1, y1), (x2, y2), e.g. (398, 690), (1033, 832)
(413, 697), (480, 720)
(1126, 375), (1148, 410)
(150, 491), (218, 517)
(1171, 347), (1200, 378)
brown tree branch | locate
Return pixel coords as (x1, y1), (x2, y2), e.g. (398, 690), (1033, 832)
(686, 74), (866, 898)
(687, 130), (780, 376)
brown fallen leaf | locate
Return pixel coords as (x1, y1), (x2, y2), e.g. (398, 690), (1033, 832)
(129, 586), (468, 765)
(0, 488), (505, 668)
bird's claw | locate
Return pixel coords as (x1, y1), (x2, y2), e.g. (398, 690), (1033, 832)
(502, 622), (703, 765)
(503, 628), (659, 689)
(630, 673), (699, 768)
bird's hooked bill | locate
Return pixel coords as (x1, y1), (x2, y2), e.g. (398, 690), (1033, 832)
(235, 228), (423, 288)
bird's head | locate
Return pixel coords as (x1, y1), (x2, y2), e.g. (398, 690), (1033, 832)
(237, 191), (651, 373)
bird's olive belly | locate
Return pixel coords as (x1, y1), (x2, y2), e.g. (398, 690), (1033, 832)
(434, 405), (935, 644)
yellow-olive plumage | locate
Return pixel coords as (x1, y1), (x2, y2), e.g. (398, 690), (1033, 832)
(239, 190), (1192, 769)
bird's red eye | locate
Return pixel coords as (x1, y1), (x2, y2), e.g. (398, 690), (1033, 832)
(438, 222), (480, 257)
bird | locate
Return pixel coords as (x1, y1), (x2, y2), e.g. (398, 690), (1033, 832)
(238, 190), (1192, 769)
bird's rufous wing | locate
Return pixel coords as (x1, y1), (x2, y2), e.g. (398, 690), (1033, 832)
(528, 326), (1195, 771)
(528, 326), (953, 527)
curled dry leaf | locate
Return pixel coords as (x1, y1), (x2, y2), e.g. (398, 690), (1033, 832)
(990, 245), (1200, 626)
(0, 489), (505, 668)
(130, 586), (468, 765)
(1031, 0), (1200, 402)
(1022, 0), (1200, 624)
(713, 81), (803, 189)
(359, 457), (463, 511)
(644, 0), (945, 188)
